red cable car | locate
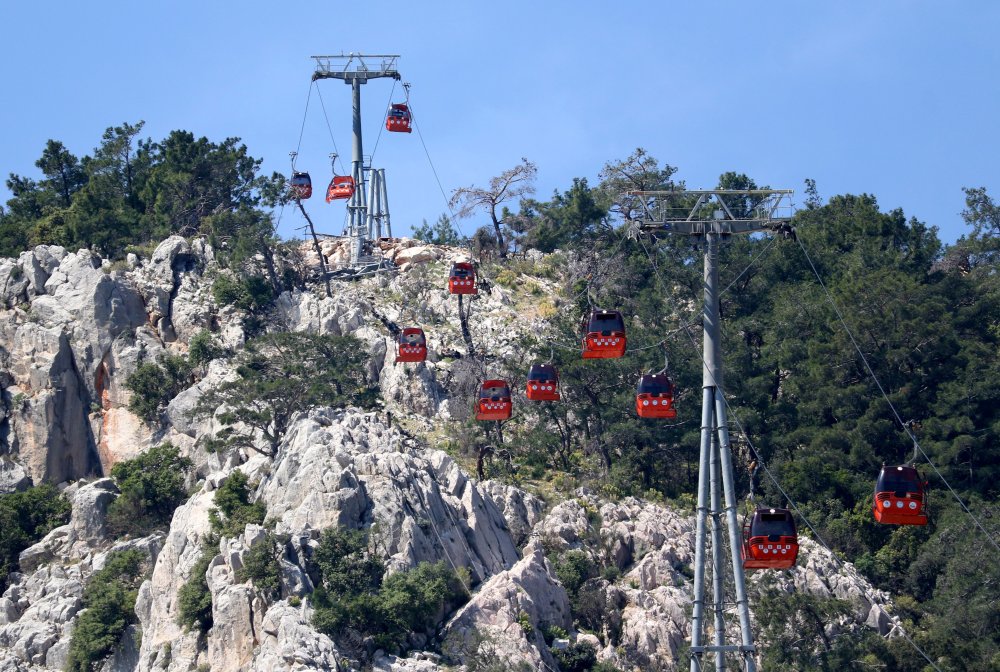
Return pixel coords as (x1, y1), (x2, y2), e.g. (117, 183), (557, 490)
(289, 171), (312, 199)
(742, 507), (799, 570)
(326, 175), (356, 202)
(386, 103), (412, 133)
(636, 373), (676, 418)
(449, 262), (477, 295)
(395, 328), (427, 364)
(873, 465), (928, 525)
(581, 309), (626, 359)
(526, 363), (560, 401)
(475, 380), (512, 421)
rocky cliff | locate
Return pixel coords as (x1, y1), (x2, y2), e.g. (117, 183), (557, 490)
(0, 237), (900, 671)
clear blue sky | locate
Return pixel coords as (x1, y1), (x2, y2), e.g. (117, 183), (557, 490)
(2, 1), (998, 244)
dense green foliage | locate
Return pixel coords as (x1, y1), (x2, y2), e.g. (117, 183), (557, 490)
(235, 534), (282, 599)
(413, 214), (464, 246)
(124, 354), (193, 421)
(66, 549), (147, 672)
(106, 443), (192, 537)
(0, 484), (71, 593)
(188, 329), (222, 368)
(466, 151), (1000, 670)
(311, 527), (467, 655)
(209, 470), (265, 538)
(177, 544), (215, 633)
(0, 123), (285, 262)
(193, 331), (375, 455)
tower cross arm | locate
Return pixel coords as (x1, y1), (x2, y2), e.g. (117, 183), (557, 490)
(311, 53), (402, 82)
(623, 188), (795, 236)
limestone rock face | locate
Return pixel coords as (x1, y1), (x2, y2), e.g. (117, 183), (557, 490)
(0, 456), (31, 494)
(0, 480), (162, 672)
(251, 601), (343, 671)
(135, 489), (217, 672)
(260, 408), (521, 583)
(0, 238), (907, 671)
(446, 543), (571, 671)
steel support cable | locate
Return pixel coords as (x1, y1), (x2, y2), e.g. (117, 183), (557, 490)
(795, 235), (1000, 556)
(636, 235), (945, 672)
(720, 234), (779, 295)
(314, 84), (345, 174)
(411, 115), (459, 228)
(295, 81), (314, 159)
(368, 78), (396, 163)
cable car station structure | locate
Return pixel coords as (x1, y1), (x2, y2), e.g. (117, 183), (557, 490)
(311, 53), (401, 271)
(633, 189), (795, 672)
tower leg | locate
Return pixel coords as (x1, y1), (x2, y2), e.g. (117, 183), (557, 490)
(715, 390), (757, 672)
(710, 429), (727, 672)
(689, 386), (715, 672)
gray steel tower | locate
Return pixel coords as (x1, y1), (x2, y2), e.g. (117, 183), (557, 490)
(312, 53), (399, 268)
(634, 189), (794, 672)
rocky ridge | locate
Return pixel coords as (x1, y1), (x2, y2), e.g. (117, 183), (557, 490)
(0, 237), (899, 670)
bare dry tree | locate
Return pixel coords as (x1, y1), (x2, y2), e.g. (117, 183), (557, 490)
(449, 158), (537, 259)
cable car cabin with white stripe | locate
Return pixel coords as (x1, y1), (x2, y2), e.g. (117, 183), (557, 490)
(581, 309), (626, 359)
(873, 465), (928, 525)
(475, 380), (512, 421)
(395, 327), (427, 364)
(525, 363), (560, 401)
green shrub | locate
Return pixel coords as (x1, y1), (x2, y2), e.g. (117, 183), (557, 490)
(177, 544), (215, 633)
(236, 534), (282, 599)
(188, 329), (221, 367)
(125, 355), (192, 421)
(0, 484), (71, 593)
(553, 550), (597, 600)
(209, 471), (266, 538)
(66, 549), (147, 672)
(106, 443), (192, 537)
(212, 273), (274, 313)
(552, 641), (597, 672)
(310, 527), (468, 655)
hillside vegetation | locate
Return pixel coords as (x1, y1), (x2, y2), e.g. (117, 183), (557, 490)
(2, 126), (1000, 670)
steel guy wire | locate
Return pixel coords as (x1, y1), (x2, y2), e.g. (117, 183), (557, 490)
(795, 234), (1000, 556)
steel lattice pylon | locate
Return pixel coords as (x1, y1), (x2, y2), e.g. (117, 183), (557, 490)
(630, 189), (794, 672)
(311, 53), (400, 269)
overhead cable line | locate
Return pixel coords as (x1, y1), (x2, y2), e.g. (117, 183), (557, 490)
(795, 234), (1000, 556)
(368, 78), (397, 163)
(635, 234), (945, 672)
(410, 114), (457, 223)
(295, 81), (314, 158)
(314, 84), (345, 175)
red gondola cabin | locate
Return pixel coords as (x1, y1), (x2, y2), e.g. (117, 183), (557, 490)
(475, 380), (512, 421)
(742, 507), (798, 570)
(395, 328), (427, 364)
(290, 172), (312, 199)
(636, 373), (676, 418)
(581, 309), (626, 359)
(386, 103), (412, 133)
(526, 363), (560, 401)
(449, 262), (477, 295)
(326, 175), (356, 202)
(873, 465), (928, 525)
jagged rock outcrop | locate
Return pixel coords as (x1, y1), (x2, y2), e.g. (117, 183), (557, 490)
(0, 479), (162, 672)
(0, 237), (905, 672)
(445, 543), (572, 670)
(137, 408), (525, 671)
(259, 408), (521, 582)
